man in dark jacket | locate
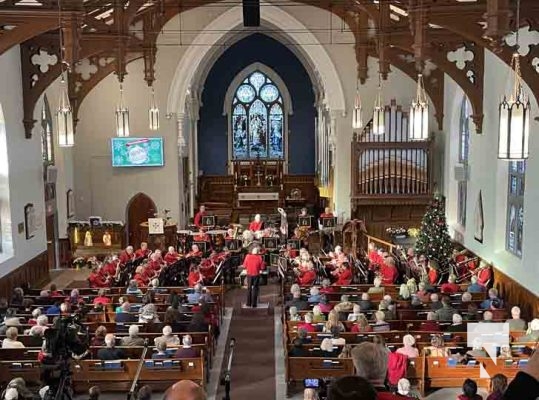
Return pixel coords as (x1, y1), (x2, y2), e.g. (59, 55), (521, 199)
(97, 334), (125, 360)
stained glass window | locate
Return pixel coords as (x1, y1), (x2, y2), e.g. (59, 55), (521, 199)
(507, 160), (526, 258)
(231, 71), (285, 160)
(41, 96), (54, 166)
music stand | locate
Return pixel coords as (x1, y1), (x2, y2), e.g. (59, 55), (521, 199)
(263, 237), (278, 250)
(202, 215), (215, 227)
(321, 217), (337, 228)
(287, 239), (300, 249)
(270, 253), (279, 267)
(225, 239), (242, 251)
(212, 261), (224, 285)
(193, 241), (207, 253)
(277, 256), (286, 279)
(298, 216), (312, 227)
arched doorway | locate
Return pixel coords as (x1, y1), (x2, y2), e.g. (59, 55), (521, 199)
(126, 193), (156, 250)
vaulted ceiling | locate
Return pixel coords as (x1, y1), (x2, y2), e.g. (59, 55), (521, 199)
(1, 0), (538, 137)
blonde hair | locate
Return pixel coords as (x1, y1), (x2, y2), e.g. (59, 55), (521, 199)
(325, 310), (340, 330)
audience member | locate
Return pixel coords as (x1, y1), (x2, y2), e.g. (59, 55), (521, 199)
(163, 380), (206, 400)
(91, 325), (107, 347)
(445, 314), (465, 332)
(120, 325), (144, 346)
(324, 310), (345, 333)
(458, 378), (483, 400)
(2, 327), (24, 348)
(480, 289), (502, 310)
(136, 385), (152, 400)
(327, 376), (377, 400)
(486, 374), (507, 400)
(517, 318), (539, 342)
(308, 287), (321, 303)
(174, 335), (200, 358)
(420, 312), (440, 332)
(312, 305), (326, 323)
(288, 306), (301, 322)
(430, 293), (442, 311)
(396, 334), (419, 358)
(351, 314), (372, 333)
(158, 325), (180, 346)
(440, 274), (460, 294)
(152, 340), (169, 360)
(434, 296), (457, 321)
(373, 311), (390, 332)
(289, 338), (309, 357)
(358, 293), (372, 311)
(97, 334), (125, 360)
(507, 306), (526, 331)
(298, 313), (316, 333)
(467, 276), (486, 293)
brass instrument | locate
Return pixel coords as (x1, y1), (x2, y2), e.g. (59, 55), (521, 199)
(455, 257), (481, 283)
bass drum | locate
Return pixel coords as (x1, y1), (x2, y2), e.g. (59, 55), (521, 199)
(307, 231), (321, 255)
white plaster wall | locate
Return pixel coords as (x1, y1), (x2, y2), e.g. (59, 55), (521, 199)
(0, 46), (47, 276)
(443, 47), (539, 295)
(33, 77), (75, 239)
(73, 58), (180, 223)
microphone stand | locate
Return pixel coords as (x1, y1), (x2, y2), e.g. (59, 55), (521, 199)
(221, 338), (236, 400)
(126, 339), (150, 400)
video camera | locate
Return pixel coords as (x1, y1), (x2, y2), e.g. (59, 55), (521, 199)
(304, 378), (332, 400)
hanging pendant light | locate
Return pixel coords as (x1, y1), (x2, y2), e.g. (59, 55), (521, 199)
(372, 75), (385, 135)
(115, 83), (130, 137)
(57, 73), (74, 147)
(498, 0), (530, 160)
(149, 86), (159, 131)
(409, 74), (429, 141)
(352, 83), (363, 130)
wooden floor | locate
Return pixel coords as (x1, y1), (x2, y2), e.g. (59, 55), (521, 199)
(41, 268), (91, 290)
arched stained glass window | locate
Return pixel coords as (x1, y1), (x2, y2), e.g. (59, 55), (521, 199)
(41, 95), (54, 166)
(231, 71), (285, 160)
(507, 160), (526, 257)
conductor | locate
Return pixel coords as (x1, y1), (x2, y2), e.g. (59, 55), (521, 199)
(244, 247), (266, 308)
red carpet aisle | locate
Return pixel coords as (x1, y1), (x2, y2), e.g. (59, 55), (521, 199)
(215, 282), (280, 400)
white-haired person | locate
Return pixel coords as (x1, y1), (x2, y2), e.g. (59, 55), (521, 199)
(308, 287), (321, 303)
(134, 242), (150, 259)
(467, 275), (486, 293)
(461, 291), (473, 303)
(480, 288), (503, 310)
(174, 334), (200, 358)
(97, 334), (125, 360)
(157, 325), (180, 346)
(482, 310), (494, 323)
(319, 278), (335, 294)
(507, 306), (527, 331)
(367, 277), (384, 295)
(28, 315), (49, 337)
(126, 279), (142, 295)
(372, 311), (390, 332)
(120, 325), (145, 346)
(2, 327), (24, 348)
(358, 292), (372, 311)
(445, 313), (465, 332)
(441, 274), (460, 294)
(397, 378), (420, 399)
(244, 246), (266, 308)
(28, 308), (42, 326)
(318, 338), (337, 358)
(139, 303), (160, 323)
(334, 295), (354, 313)
(398, 284), (411, 300)
(248, 213), (264, 232)
(423, 334), (450, 357)
(419, 312), (440, 332)
(288, 306), (302, 322)
(164, 246), (181, 264)
(416, 281), (429, 302)
(347, 304), (362, 322)
(119, 245), (135, 264)
(396, 334), (419, 358)
(312, 305), (326, 323)
(188, 284), (203, 304)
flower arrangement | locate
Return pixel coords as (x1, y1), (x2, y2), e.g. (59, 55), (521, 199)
(386, 227), (407, 237)
(408, 228), (420, 238)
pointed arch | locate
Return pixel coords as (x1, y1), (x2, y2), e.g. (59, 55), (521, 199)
(40, 94), (54, 166)
(125, 192), (157, 249)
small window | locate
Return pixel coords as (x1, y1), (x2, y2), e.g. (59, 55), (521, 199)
(457, 96), (471, 227)
(41, 95), (54, 166)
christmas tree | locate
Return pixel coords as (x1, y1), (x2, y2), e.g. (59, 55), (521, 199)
(414, 194), (453, 265)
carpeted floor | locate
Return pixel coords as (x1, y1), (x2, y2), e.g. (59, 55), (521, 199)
(214, 281), (279, 400)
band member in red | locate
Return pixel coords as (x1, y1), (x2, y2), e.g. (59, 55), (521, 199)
(133, 266), (148, 286)
(329, 246), (347, 268)
(101, 257), (118, 278)
(135, 242), (150, 259)
(88, 267), (108, 288)
(164, 246), (181, 264)
(440, 274), (460, 294)
(194, 205), (206, 228)
(187, 244), (203, 258)
(380, 257), (399, 285)
(297, 264), (317, 286)
(248, 214), (264, 232)
(367, 243), (384, 267)
(319, 207), (334, 218)
(427, 262), (439, 285)
(333, 262), (353, 285)
(193, 228), (210, 242)
(188, 264), (204, 287)
(119, 246), (135, 265)
(244, 247), (266, 307)
(475, 262), (492, 286)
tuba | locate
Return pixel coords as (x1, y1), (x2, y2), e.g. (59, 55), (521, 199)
(278, 207), (288, 237)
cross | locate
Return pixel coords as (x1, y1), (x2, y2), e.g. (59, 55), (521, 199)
(254, 169), (264, 186)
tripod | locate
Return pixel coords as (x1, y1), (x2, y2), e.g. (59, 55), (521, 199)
(42, 358), (74, 400)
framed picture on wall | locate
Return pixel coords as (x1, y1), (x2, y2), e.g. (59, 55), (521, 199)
(24, 203), (36, 240)
(67, 189), (75, 219)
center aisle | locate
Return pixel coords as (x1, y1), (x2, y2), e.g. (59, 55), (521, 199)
(215, 282), (280, 400)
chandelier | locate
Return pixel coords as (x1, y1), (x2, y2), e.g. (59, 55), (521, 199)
(352, 83), (363, 130)
(498, 0), (530, 160)
(115, 83), (130, 137)
(56, 0), (74, 147)
(149, 86), (159, 131)
(372, 74), (385, 135)
(409, 74), (429, 141)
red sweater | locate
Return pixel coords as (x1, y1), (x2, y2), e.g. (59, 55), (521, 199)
(244, 254), (265, 276)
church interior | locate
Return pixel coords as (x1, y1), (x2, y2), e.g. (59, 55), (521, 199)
(0, 0), (539, 399)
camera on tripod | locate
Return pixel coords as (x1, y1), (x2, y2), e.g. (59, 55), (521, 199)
(41, 311), (89, 400)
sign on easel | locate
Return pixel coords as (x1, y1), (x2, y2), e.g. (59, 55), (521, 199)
(148, 218), (164, 234)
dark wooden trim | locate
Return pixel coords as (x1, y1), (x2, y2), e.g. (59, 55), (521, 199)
(492, 267), (539, 321)
(0, 252), (49, 299)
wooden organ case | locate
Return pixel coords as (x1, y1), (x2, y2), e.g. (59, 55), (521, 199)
(351, 100), (435, 240)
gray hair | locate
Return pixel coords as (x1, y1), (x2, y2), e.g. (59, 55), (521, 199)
(351, 342), (389, 382)
(104, 333), (115, 347)
(402, 334), (415, 347)
(155, 339), (167, 352)
(129, 324), (139, 337)
(310, 287), (319, 296)
(452, 313), (463, 324)
(320, 338), (334, 352)
(182, 334), (193, 347)
(361, 293), (369, 301)
(37, 315), (48, 326)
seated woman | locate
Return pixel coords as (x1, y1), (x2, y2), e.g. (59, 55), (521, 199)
(367, 277), (384, 295)
(350, 313), (372, 333)
(2, 327), (25, 348)
(396, 334), (419, 358)
(318, 295), (333, 313)
(423, 334), (451, 357)
(317, 338), (338, 358)
(372, 311), (390, 332)
(312, 305), (326, 323)
(288, 306), (302, 322)
(297, 313), (316, 333)
(307, 287), (321, 303)
(126, 280), (142, 295)
(187, 265), (204, 288)
(347, 304), (362, 322)
(152, 339), (170, 360)
(323, 310), (345, 333)
(297, 264), (317, 286)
